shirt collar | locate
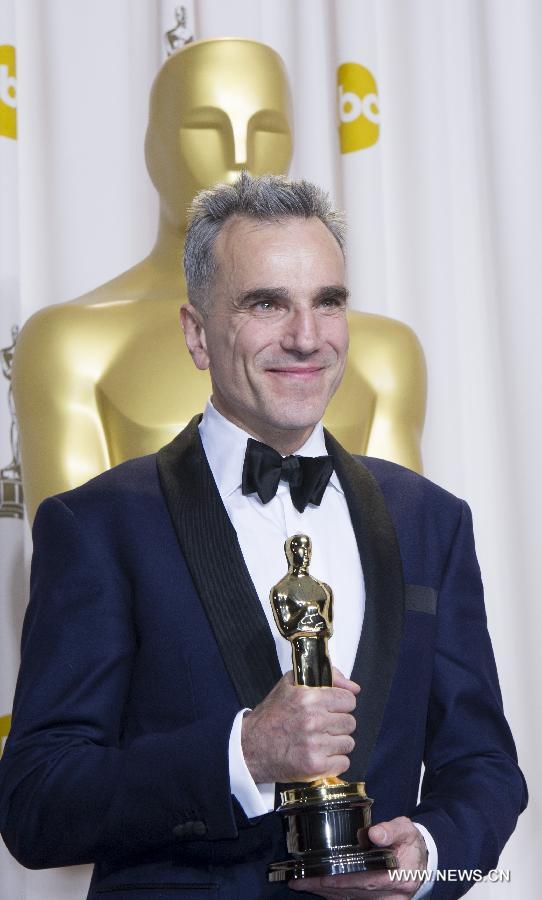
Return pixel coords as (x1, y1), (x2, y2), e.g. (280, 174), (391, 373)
(198, 400), (343, 499)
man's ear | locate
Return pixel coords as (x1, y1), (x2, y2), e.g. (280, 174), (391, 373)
(180, 304), (210, 370)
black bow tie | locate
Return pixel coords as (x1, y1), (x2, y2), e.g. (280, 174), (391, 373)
(242, 438), (334, 513)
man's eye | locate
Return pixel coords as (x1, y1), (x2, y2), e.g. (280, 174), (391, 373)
(252, 300), (278, 314)
(319, 296), (345, 309)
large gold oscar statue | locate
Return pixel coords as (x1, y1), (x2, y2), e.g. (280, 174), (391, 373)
(12, 38), (426, 522)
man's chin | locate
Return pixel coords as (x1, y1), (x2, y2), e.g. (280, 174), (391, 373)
(261, 406), (326, 438)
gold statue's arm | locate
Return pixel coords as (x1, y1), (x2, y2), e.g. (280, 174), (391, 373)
(13, 305), (112, 521)
(270, 590), (297, 634)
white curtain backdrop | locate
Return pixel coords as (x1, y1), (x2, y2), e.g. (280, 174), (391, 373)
(0, 1), (27, 897)
(1, 1), (540, 896)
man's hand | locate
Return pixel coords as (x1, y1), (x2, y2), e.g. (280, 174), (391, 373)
(241, 668), (360, 784)
(289, 816), (428, 898)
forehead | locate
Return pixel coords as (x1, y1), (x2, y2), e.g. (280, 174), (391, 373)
(213, 216), (345, 290)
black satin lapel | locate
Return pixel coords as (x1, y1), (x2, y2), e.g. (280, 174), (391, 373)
(324, 431), (405, 779)
(156, 416), (282, 710)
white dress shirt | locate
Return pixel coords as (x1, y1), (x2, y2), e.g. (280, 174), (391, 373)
(198, 401), (436, 894)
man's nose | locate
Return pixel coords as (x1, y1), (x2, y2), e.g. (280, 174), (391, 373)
(281, 307), (321, 354)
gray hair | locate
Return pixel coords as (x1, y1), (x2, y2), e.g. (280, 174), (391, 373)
(183, 172), (346, 312)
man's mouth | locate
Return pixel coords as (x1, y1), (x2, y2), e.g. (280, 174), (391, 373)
(265, 366), (325, 379)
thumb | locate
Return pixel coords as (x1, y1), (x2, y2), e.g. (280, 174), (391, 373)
(369, 817), (416, 847)
(369, 824), (389, 845)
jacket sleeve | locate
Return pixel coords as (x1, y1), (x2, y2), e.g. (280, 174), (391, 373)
(0, 495), (240, 869)
(413, 500), (527, 899)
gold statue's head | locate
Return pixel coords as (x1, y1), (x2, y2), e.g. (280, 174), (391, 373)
(286, 534), (312, 571)
(145, 38), (293, 229)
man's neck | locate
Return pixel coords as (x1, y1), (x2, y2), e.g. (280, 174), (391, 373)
(209, 399), (317, 456)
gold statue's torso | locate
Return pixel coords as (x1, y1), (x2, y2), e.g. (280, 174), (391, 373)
(12, 39), (426, 522)
(271, 574), (332, 640)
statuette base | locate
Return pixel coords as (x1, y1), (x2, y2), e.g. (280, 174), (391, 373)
(268, 846), (397, 881)
(268, 779), (397, 882)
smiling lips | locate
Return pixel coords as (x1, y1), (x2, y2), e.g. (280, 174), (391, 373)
(265, 365), (328, 378)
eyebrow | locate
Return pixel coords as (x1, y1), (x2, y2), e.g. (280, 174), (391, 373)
(235, 285), (350, 307)
(315, 285), (350, 304)
(235, 288), (290, 307)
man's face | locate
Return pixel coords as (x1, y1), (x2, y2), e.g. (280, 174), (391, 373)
(181, 216), (349, 453)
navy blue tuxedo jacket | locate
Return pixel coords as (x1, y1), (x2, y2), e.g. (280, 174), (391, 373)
(0, 418), (526, 899)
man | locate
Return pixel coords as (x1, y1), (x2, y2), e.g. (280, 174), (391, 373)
(0, 173), (526, 899)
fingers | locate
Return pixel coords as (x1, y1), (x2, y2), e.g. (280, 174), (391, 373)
(290, 817), (428, 897)
(241, 670), (359, 783)
(322, 712), (356, 736)
(294, 731), (355, 782)
(332, 666), (361, 695)
(323, 753), (352, 779)
(286, 673), (357, 714)
(288, 870), (405, 897)
(289, 869), (420, 898)
(316, 686), (357, 714)
(369, 816), (419, 848)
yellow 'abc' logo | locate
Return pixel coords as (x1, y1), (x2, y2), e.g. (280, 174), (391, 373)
(337, 62), (379, 154)
(0, 45), (17, 140)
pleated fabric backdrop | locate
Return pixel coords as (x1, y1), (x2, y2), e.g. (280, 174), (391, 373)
(0, 1), (540, 896)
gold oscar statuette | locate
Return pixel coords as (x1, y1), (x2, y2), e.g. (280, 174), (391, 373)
(267, 534), (397, 881)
